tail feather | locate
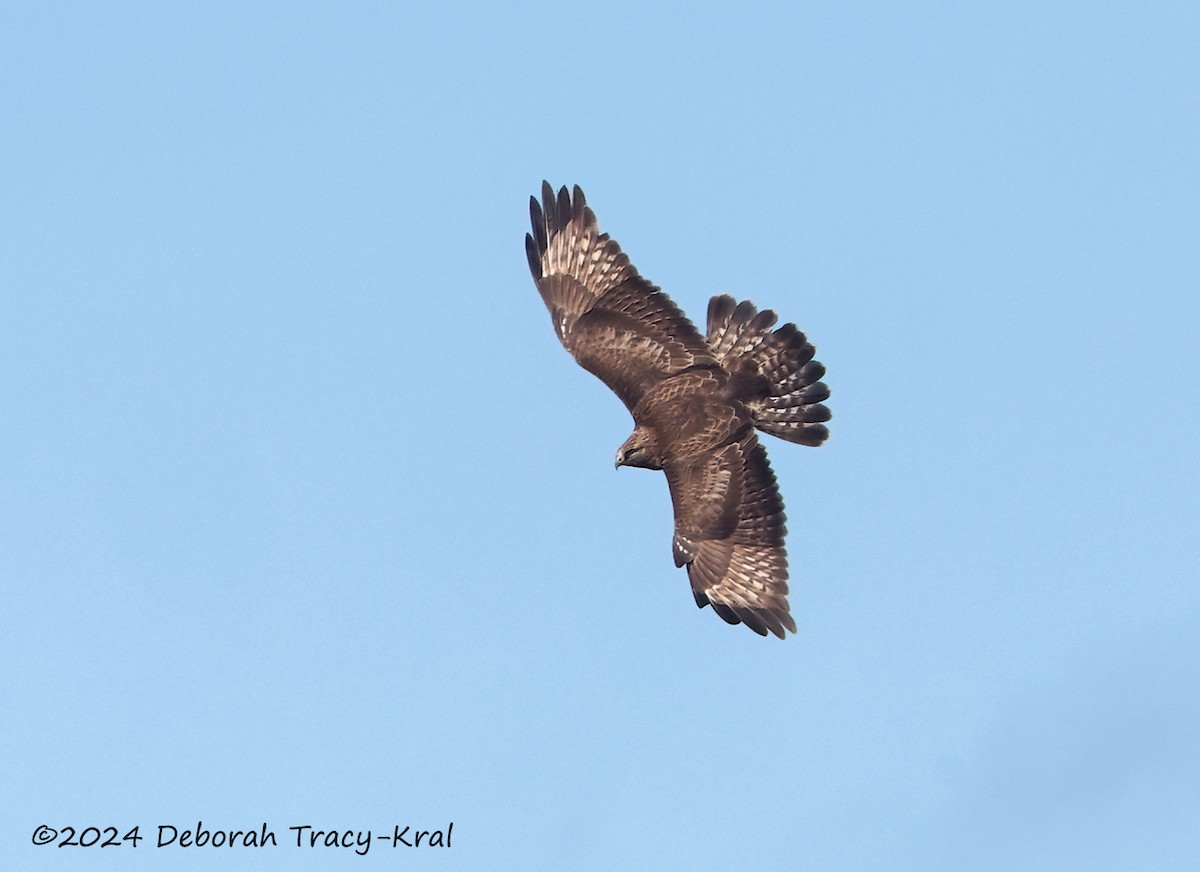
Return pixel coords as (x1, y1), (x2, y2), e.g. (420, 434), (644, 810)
(705, 294), (831, 447)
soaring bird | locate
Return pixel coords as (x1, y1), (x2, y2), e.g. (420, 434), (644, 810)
(525, 183), (830, 638)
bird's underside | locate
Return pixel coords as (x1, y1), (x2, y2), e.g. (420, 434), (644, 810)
(525, 182), (830, 638)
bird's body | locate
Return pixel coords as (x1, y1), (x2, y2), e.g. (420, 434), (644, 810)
(525, 183), (830, 638)
(618, 366), (748, 469)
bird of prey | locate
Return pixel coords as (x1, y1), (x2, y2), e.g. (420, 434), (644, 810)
(525, 183), (830, 638)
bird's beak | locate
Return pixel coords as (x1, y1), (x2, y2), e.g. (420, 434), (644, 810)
(614, 449), (624, 470)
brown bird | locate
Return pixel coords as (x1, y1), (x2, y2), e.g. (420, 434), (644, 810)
(525, 183), (830, 638)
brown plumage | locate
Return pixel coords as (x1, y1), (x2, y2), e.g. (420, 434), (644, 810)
(525, 182), (830, 638)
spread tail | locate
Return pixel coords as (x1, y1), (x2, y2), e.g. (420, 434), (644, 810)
(706, 294), (831, 447)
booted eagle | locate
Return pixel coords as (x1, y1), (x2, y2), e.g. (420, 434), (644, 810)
(525, 183), (830, 638)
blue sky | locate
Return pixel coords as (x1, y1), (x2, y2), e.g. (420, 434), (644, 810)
(2, 1), (1197, 869)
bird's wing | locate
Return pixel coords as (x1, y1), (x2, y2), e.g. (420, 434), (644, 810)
(665, 436), (795, 638)
(526, 182), (717, 412)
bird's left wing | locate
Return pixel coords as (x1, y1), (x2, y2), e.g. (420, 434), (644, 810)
(664, 436), (796, 638)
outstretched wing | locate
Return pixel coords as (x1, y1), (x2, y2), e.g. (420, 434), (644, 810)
(525, 182), (716, 412)
(664, 436), (795, 638)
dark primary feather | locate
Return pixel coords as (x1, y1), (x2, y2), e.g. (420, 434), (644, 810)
(526, 182), (830, 639)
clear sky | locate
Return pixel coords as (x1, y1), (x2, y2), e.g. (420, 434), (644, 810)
(3, 2), (1197, 869)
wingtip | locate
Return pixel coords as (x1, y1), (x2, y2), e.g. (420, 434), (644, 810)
(556, 185), (571, 227)
(524, 233), (542, 280)
(541, 181), (557, 231)
(528, 195), (546, 253)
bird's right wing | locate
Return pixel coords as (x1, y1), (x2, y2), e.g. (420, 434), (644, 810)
(526, 182), (717, 412)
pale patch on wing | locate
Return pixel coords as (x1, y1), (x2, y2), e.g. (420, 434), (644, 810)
(665, 442), (742, 551)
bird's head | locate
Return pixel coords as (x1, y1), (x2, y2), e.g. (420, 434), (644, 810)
(615, 427), (662, 471)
